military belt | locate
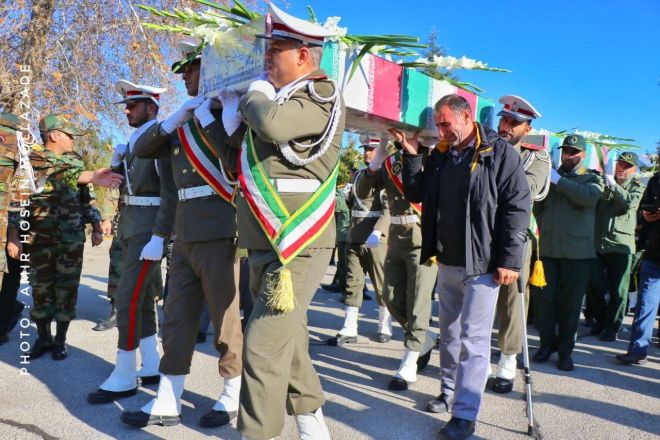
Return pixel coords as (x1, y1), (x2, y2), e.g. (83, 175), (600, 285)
(390, 214), (419, 225)
(351, 209), (382, 218)
(122, 195), (160, 206)
(270, 178), (320, 193)
(177, 185), (216, 201)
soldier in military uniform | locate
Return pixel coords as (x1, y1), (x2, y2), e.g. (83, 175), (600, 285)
(587, 152), (643, 341)
(328, 136), (392, 346)
(27, 114), (104, 361)
(490, 95), (551, 393)
(532, 134), (604, 371)
(87, 81), (177, 404)
(120, 43), (244, 429)
(92, 189), (121, 331)
(357, 135), (438, 391)
(210, 5), (346, 438)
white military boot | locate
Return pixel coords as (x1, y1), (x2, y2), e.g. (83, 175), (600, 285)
(389, 349), (419, 391)
(377, 306), (392, 343)
(87, 349), (138, 404)
(199, 375), (241, 427)
(295, 407), (331, 440)
(120, 374), (184, 427)
(327, 306), (358, 346)
(137, 334), (160, 385)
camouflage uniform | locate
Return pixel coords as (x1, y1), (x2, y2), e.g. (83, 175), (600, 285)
(27, 146), (102, 322)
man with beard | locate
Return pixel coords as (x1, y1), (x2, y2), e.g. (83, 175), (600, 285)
(87, 81), (176, 404)
(532, 134), (604, 371)
(490, 95), (550, 393)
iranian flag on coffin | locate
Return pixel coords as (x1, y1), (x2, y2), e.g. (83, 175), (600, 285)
(401, 67), (495, 130)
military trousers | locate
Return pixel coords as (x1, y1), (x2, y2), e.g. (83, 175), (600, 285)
(332, 241), (348, 291)
(238, 248), (331, 440)
(159, 238), (242, 378)
(344, 242), (386, 308)
(437, 264), (500, 421)
(532, 257), (592, 356)
(115, 232), (163, 351)
(106, 236), (123, 300)
(382, 245), (437, 352)
(29, 240), (84, 322)
(496, 241), (532, 355)
(588, 253), (632, 333)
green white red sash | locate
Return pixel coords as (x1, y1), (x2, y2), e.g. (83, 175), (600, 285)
(177, 118), (236, 206)
(238, 129), (338, 265)
(383, 151), (422, 216)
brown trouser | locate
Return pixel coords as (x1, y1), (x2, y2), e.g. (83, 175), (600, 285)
(238, 248), (331, 440)
(115, 232), (162, 350)
(159, 238), (242, 378)
(496, 239), (532, 355)
(344, 242), (386, 308)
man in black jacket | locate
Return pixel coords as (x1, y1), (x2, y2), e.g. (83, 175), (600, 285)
(395, 94), (530, 440)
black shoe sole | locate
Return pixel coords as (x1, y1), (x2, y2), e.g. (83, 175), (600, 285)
(87, 388), (138, 404)
(121, 411), (180, 427)
(492, 378), (514, 394)
(327, 335), (357, 346)
(376, 334), (391, 343)
(388, 377), (408, 391)
(138, 375), (160, 386)
(199, 410), (237, 428)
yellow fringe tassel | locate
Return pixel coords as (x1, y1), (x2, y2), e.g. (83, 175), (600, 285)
(267, 267), (295, 313)
(529, 260), (547, 288)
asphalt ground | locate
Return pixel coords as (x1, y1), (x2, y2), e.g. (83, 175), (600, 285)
(0, 240), (658, 439)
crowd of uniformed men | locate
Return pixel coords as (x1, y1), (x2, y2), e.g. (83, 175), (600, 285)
(0, 5), (658, 440)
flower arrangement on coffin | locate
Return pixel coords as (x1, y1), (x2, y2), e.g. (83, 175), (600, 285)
(400, 55), (510, 93)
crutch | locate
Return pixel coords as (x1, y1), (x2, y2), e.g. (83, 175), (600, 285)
(518, 236), (540, 438)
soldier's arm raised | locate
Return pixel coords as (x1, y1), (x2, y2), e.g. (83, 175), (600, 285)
(555, 174), (604, 208)
(133, 123), (172, 159)
(607, 180), (644, 215)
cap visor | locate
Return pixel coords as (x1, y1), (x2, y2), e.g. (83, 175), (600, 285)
(497, 109), (531, 122)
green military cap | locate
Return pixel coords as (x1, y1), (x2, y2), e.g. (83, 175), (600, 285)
(0, 112), (20, 132)
(617, 151), (639, 167)
(38, 114), (86, 136)
(560, 134), (587, 151)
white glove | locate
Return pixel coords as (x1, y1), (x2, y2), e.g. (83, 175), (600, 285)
(111, 143), (127, 167)
(340, 183), (352, 200)
(365, 230), (382, 248)
(139, 235), (165, 261)
(161, 96), (205, 134)
(247, 79), (276, 100)
(605, 174), (617, 187)
(550, 168), (561, 184)
(194, 98), (215, 128)
(218, 89), (241, 136)
(368, 146), (388, 171)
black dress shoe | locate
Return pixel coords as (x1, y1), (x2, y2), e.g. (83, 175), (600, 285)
(138, 375), (160, 386)
(600, 330), (617, 342)
(492, 377), (514, 394)
(199, 409), (238, 428)
(121, 410), (181, 427)
(439, 416), (476, 440)
(417, 349), (431, 372)
(427, 393), (452, 413)
(615, 352), (647, 365)
(326, 334), (357, 346)
(387, 377), (408, 391)
(52, 342), (68, 360)
(532, 346), (557, 363)
(87, 387), (137, 404)
(28, 336), (53, 360)
(557, 355), (574, 371)
(321, 283), (342, 293)
(376, 333), (391, 343)
(589, 322), (604, 336)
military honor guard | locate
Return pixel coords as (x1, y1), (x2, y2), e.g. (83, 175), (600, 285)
(532, 134), (604, 371)
(490, 95), (550, 393)
(358, 134), (438, 391)
(121, 42), (244, 428)
(328, 136), (391, 346)
(211, 4), (346, 438)
(87, 81), (176, 403)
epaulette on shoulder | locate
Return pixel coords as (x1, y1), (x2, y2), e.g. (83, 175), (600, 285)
(521, 142), (544, 151)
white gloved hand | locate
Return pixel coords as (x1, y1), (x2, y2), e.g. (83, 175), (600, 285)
(218, 89), (241, 136)
(139, 235), (165, 261)
(194, 98), (215, 128)
(365, 230), (382, 248)
(111, 143), (127, 167)
(550, 168), (561, 184)
(340, 183), (352, 200)
(161, 96), (205, 134)
(368, 146), (388, 171)
(247, 80), (276, 100)
(605, 174), (617, 187)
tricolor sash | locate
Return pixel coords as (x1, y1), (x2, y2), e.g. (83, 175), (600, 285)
(177, 118), (236, 206)
(383, 151), (422, 217)
(238, 130), (338, 266)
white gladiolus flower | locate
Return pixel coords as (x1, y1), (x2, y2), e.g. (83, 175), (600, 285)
(323, 16), (348, 42)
